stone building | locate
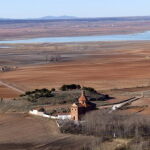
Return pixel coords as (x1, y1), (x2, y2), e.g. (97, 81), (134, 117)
(71, 90), (96, 121)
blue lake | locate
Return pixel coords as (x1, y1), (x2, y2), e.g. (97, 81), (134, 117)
(1, 31), (150, 44)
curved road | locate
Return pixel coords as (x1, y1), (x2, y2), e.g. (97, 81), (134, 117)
(0, 80), (24, 94)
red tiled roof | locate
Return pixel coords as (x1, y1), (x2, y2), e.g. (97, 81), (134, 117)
(78, 90), (88, 102)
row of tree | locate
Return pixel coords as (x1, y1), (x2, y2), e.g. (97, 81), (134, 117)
(60, 110), (150, 139)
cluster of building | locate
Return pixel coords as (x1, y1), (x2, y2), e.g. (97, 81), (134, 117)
(0, 66), (17, 72)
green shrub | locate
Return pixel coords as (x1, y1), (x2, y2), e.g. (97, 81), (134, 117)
(60, 84), (81, 91)
(51, 88), (56, 92)
(83, 86), (97, 93)
(22, 88), (53, 102)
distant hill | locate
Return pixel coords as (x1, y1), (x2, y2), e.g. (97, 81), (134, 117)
(0, 18), (12, 20)
(1, 15), (150, 21)
(0, 16), (78, 21)
(39, 15), (78, 20)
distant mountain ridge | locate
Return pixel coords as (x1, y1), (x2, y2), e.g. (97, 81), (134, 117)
(0, 16), (78, 20)
(39, 15), (78, 20)
(1, 16), (150, 21)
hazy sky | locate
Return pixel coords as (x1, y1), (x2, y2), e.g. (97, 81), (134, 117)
(0, 0), (150, 18)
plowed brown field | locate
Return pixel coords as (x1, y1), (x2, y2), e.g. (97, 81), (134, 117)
(1, 41), (150, 99)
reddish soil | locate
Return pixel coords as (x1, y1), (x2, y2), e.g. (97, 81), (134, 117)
(131, 98), (150, 107)
(0, 41), (150, 114)
(0, 85), (19, 98)
(1, 55), (150, 91)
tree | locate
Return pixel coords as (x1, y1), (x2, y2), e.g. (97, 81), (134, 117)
(59, 84), (81, 91)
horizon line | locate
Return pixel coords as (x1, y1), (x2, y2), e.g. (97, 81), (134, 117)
(1, 15), (150, 20)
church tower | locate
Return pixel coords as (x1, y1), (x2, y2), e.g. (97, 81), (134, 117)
(71, 103), (79, 121)
(70, 89), (96, 121)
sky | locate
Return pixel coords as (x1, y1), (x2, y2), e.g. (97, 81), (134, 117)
(0, 0), (150, 19)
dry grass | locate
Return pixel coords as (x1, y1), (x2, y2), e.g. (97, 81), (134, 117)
(0, 113), (97, 150)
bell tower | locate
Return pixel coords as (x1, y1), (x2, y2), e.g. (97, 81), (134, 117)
(71, 103), (79, 121)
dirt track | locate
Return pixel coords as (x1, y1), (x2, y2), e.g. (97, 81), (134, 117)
(0, 81), (24, 94)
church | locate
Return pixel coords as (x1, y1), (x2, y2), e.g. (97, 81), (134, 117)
(71, 90), (96, 121)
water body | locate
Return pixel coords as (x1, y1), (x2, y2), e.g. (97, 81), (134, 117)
(1, 31), (150, 44)
(0, 46), (11, 48)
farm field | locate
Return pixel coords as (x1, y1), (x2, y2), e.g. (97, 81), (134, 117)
(0, 85), (19, 98)
(0, 41), (150, 115)
(1, 41), (150, 93)
(1, 41), (150, 115)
